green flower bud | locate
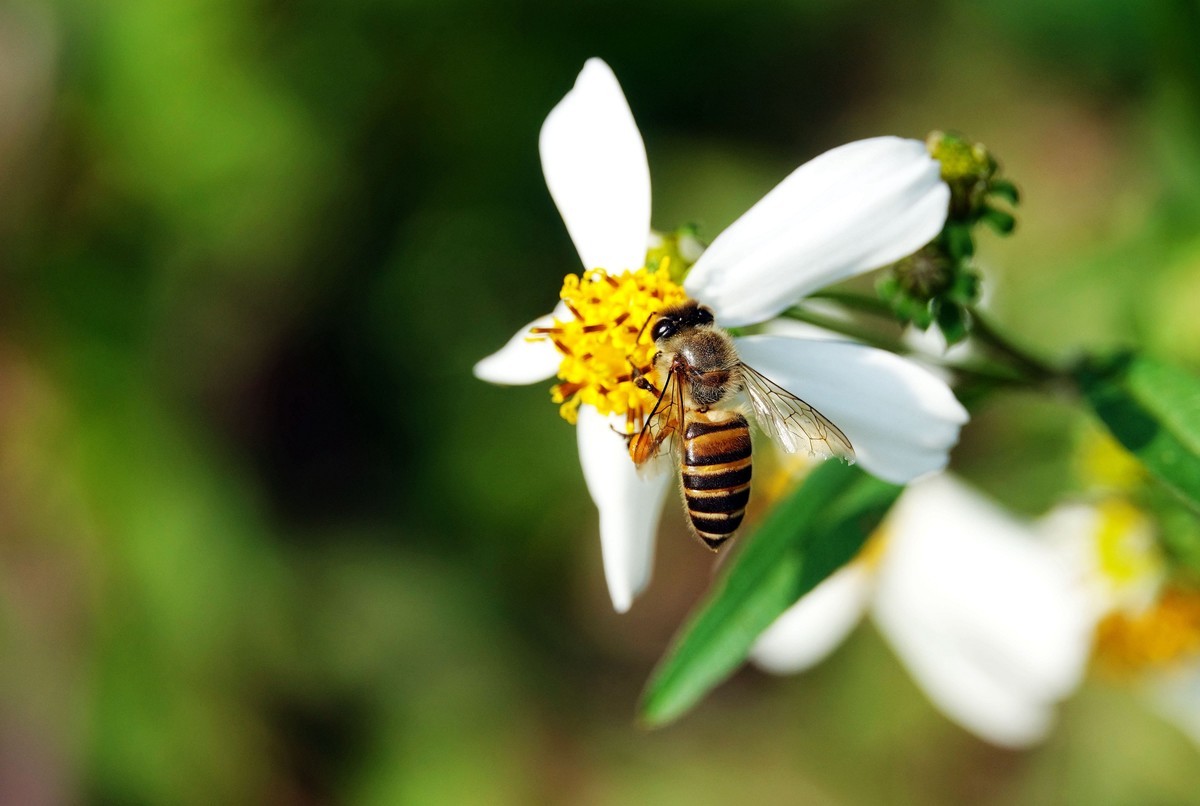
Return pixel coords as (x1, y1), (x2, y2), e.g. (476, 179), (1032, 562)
(892, 244), (954, 300)
(926, 131), (1018, 231)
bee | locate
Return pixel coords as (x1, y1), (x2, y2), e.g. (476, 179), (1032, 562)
(629, 301), (855, 551)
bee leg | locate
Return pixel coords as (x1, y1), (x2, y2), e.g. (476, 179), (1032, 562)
(609, 423), (638, 447)
(630, 364), (661, 397)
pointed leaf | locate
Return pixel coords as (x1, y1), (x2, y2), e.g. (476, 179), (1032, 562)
(1077, 352), (1200, 512)
(639, 462), (902, 726)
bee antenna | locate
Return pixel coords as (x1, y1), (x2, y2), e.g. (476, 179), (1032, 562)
(636, 312), (658, 344)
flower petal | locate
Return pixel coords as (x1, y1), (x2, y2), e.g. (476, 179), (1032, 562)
(540, 58), (651, 273)
(576, 405), (673, 612)
(473, 305), (566, 385)
(751, 564), (872, 674)
(685, 137), (949, 327)
(733, 336), (968, 483)
(871, 476), (1093, 747)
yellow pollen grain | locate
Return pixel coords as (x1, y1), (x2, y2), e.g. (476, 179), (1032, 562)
(529, 264), (688, 431)
(1095, 586), (1200, 675)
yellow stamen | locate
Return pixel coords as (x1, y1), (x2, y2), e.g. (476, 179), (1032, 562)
(531, 263), (688, 431)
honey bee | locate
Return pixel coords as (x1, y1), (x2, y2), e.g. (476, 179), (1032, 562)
(629, 301), (855, 550)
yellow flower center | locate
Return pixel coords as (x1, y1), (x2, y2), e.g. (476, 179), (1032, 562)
(1094, 498), (1160, 590)
(1095, 587), (1200, 675)
(529, 262), (688, 433)
(1084, 497), (1200, 673)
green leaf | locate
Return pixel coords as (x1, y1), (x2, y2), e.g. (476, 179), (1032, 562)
(1077, 352), (1200, 512)
(980, 206), (1016, 234)
(948, 268), (980, 304)
(937, 302), (969, 346)
(942, 225), (975, 260)
(988, 179), (1021, 206)
(639, 462), (903, 727)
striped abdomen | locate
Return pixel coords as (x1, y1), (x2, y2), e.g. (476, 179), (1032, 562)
(681, 413), (752, 550)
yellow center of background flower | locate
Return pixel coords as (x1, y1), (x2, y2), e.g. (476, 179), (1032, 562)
(530, 264), (688, 432)
(1095, 587), (1200, 675)
(1094, 498), (1160, 589)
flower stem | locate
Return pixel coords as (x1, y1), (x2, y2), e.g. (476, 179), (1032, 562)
(806, 289), (895, 317)
(778, 306), (1035, 388)
(967, 307), (1066, 384)
(779, 306), (904, 353)
(800, 291), (1068, 386)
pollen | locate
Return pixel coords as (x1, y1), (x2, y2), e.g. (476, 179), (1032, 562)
(1095, 586), (1200, 675)
(529, 263), (688, 431)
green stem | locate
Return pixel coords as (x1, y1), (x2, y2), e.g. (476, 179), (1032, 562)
(806, 292), (1066, 384)
(967, 307), (1066, 384)
(806, 289), (895, 317)
(778, 306), (1035, 388)
(780, 306), (904, 353)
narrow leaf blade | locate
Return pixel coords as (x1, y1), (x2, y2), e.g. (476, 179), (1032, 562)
(639, 462), (902, 726)
(1077, 352), (1200, 512)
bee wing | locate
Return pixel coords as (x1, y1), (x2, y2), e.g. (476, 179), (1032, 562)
(629, 369), (684, 468)
(740, 363), (855, 462)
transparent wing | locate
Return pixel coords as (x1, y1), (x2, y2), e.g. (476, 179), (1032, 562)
(740, 363), (855, 462)
(629, 369), (684, 468)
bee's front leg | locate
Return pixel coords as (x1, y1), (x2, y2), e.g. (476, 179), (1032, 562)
(630, 358), (661, 397)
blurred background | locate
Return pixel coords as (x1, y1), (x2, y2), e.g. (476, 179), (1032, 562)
(3, 0), (1200, 803)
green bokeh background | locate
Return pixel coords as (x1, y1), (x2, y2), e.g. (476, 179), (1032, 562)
(3, 1), (1200, 803)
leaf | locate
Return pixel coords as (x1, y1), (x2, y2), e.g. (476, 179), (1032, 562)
(988, 178), (1021, 206)
(1077, 352), (1200, 512)
(942, 225), (974, 260)
(936, 301), (968, 346)
(981, 206), (1016, 235)
(639, 462), (903, 727)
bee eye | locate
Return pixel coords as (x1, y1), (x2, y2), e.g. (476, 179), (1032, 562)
(651, 319), (675, 341)
(695, 307), (715, 326)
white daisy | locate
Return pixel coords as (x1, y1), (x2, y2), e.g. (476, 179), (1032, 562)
(752, 475), (1094, 748)
(1047, 496), (1200, 751)
(475, 58), (966, 613)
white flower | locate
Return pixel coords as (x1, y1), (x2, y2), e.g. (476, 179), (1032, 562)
(1046, 499), (1200, 751)
(752, 475), (1094, 748)
(475, 58), (966, 613)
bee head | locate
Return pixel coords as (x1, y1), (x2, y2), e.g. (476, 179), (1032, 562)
(650, 301), (715, 342)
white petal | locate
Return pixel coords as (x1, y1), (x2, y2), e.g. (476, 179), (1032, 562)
(685, 137), (949, 327)
(733, 336), (968, 483)
(540, 59), (651, 273)
(751, 564), (872, 674)
(473, 304), (567, 385)
(576, 405), (673, 612)
(871, 476), (1093, 747)
(1040, 501), (1165, 619)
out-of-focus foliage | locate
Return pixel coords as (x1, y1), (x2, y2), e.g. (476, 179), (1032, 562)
(3, 0), (1200, 803)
